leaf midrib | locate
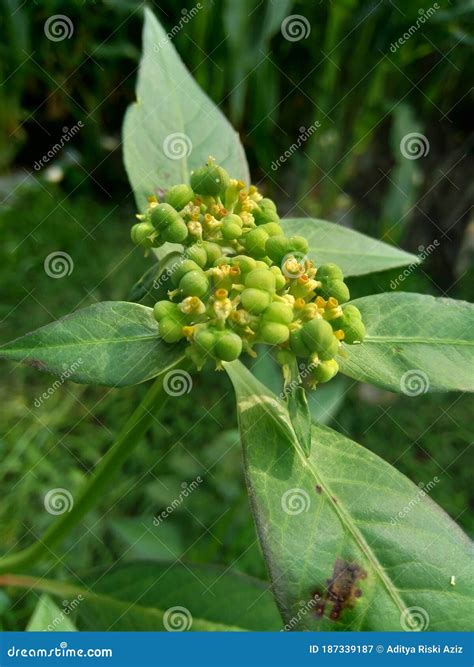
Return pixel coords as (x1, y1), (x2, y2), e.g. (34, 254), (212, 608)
(364, 335), (473, 346)
(244, 394), (408, 618)
(1, 333), (160, 354)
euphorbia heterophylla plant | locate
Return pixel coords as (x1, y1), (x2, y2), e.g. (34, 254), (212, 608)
(0, 9), (472, 632)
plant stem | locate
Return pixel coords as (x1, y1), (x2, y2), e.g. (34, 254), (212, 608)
(0, 374), (169, 574)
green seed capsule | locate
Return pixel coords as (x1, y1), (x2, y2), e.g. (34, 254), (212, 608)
(259, 322), (290, 345)
(179, 270), (209, 298)
(302, 318), (338, 360)
(254, 207), (280, 225)
(131, 222), (156, 248)
(240, 287), (272, 314)
(202, 241), (222, 267)
(161, 219), (189, 243)
(190, 163), (229, 196)
(342, 318), (366, 344)
(185, 243), (208, 268)
(265, 235), (290, 264)
(245, 268), (276, 293)
(312, 359), (339, 383)
(270, 265), (286, 290)
(261, 222), (284, 237)
(165, 184), (194, 210)
(171, 259), (201, 287)
(317, 263), (344, 282)
(150, 203), (181, 230)
(288, 235), (309, 255)
(195, 329), (217, 357)
(262, 302), (293, 325)
(215, 331), (243, 361)
(153, 300), (178, 321)
(342, 305), (362, 320)
(159, 316), (184, 343)
(260, 198), (277, 213)
(222, 220), (243, 240)
(289, 328), (311, 358)
(244, 228), (270, 258)
(232, 255), (257, 274)
(323, 279), (350, 304)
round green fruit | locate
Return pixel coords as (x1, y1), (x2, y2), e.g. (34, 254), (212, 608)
(150, 203), (181, 230)
(262, 302), (293, 325)
(312, 359), (339, 383)
(171, 259), (201, 287)
(215, 331), (243, 361)
(317, 263), (344, 282)
(185, 244), (208, 268)
(324, 279), (350, 304)
(244, 227), (270, 258)
(165, 184), (194, 210)
(259, 322), (290, 345)
(131, 222), (155, 248)
(265, 235), (289, 264)
(161, 219), (188, 243)
(244, 268), (276, 293)
(190, 164), (229, 196)
(342, 318), (366, 344)
(159, 317), (184, 343)
(179, 270), (209, 297)
(153, 300), (178, 321)
(301, 318), (338, 359)
(289, 328), (311, 358)
(240, 287), (272, 314)
(202, 241), (222, 267)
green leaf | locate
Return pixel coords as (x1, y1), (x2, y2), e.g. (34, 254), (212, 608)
(287, 387), (311, 458)
(338, 293), (474, 393)
(110, 518), (183, 561)
(225, 360), (473, 631)
(0, 301), (184, 387)
(281, 218), (419, 276)
(1, 563), (281, 631)
(129, 250), (182, 304)
(27, 594), (77, 632)
(123, 7), (249, 211)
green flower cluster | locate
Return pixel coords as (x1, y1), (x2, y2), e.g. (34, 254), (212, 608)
(131, 158), (365, 387)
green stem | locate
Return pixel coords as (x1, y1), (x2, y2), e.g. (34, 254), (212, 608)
(0, 374), (169, 575)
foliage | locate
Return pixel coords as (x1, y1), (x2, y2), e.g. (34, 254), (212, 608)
(0, 7), (472, 633)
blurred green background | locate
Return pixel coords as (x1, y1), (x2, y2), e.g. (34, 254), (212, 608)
(0, 0), (472, 629)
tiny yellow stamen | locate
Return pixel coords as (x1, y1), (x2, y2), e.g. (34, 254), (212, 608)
(334, 329), (345, 340)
